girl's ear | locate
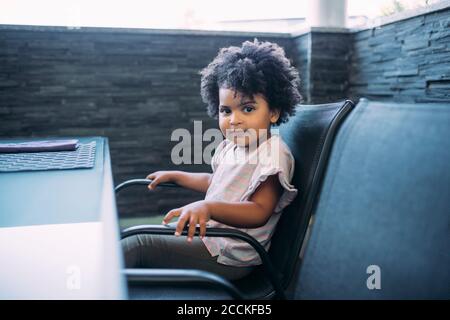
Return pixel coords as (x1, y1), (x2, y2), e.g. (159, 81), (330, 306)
(270, 109), (280, 124)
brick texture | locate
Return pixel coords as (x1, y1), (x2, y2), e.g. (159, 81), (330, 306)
(0, 6), (448, 217)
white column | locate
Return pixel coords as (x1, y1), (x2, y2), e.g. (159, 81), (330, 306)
(307, 0), (348, 28)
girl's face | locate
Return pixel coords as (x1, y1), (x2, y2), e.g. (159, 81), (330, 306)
(218, 88), (280, 147)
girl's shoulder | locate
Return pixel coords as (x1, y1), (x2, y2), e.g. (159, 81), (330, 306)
(213, 138), (233, 156)
(259, 134), (294, 157)
(257, 134), (295, 171)
(211, 139), (234, 171)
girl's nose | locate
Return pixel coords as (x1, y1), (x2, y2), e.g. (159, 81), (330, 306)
(230, 113), (242, 126)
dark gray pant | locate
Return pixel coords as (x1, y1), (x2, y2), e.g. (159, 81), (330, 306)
(121, 234), (254, 281)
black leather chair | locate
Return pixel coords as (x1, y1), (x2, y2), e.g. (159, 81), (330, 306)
(293, 99), (450, 299)
(116, 100), (355, 300)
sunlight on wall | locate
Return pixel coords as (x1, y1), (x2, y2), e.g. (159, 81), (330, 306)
(0, 0), (446, 31)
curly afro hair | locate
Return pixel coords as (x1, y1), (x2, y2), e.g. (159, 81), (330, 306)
(199, 39), (302, 126)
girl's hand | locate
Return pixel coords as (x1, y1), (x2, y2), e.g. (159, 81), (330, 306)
(146, 171), (175, 190)
(162, 200), (211, 242)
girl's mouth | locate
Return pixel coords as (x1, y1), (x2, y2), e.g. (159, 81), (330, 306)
(229, 130), (247, 138)
(229, 129), (247, 133)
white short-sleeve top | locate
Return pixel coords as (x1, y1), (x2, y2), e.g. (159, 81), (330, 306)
(202, 133), (298, 266)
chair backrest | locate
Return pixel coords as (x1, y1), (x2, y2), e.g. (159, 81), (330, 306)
(270, 100), (355, 289)
(295, 99), (450, 299)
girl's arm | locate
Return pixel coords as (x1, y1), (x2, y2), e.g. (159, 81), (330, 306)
(147, 170), (212, 193)
(163, 175), (283, 241)
(206, 175), (283, 228)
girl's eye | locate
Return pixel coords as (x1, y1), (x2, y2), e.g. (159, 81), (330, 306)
(243, 106), (255, 113)
(219, 108), (231, 115)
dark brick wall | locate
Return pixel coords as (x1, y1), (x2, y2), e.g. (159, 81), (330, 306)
(291, 33), (310, 102)
(292, 31), (351, 104)
(0, 26), (294, 217)
(348, 7), (450, 103)
(310, 32), (352, 104)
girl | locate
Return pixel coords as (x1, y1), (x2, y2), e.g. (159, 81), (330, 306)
(122, 39), (302, 280)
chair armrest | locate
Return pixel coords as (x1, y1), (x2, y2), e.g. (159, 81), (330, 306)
(123, 268), (244, 300)
(121, 224), (286, 299)
(115, 178), (180, 194)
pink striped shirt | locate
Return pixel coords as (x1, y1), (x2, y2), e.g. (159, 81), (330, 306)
(202, 134), (298, 266)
